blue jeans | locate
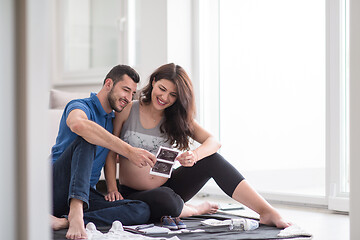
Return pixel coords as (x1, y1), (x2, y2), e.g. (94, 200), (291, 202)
(52, 136), (150, 226)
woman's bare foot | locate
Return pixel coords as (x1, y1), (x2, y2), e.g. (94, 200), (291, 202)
(190, 202), (219, 215)
(259, 208), (291, 229)
(51, 215), (69, 230)
(66, 199), (87, 239)
(180, 201), (219, 217)
(231, 180), (292, 229)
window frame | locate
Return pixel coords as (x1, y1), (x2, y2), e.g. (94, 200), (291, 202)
(327, 0), (349, 212)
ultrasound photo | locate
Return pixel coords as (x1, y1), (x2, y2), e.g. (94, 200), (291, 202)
(156, 147), (179, 162)
(150, 146), (179, 178)
(151, 161), (173, 175)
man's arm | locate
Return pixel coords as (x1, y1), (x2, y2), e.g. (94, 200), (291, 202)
(66, 109), (156, 167)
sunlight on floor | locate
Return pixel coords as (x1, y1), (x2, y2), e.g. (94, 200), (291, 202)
(189, 193), (349, 240)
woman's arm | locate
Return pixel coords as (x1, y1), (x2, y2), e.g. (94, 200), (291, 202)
(176, 120), (221, 166)
(191, 120), (222, 161)
(104, 103), (132, 201)
(104, 151), (122, 201)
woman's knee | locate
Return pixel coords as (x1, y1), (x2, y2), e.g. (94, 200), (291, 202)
(202, 152), (226, 166)
(152, 187), (183, 217)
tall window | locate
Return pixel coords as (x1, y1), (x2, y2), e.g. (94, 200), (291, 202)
(197, 0), (349, 209)
(219, 0), (326, 197)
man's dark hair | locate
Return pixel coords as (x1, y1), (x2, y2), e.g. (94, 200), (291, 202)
(103, 65), (140, 85)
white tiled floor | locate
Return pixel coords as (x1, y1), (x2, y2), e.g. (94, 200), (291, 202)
(272, 203), (349, 240)
(188, 194), (349, 240)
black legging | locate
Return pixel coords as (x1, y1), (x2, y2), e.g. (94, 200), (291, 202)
(119, 152), (245, 222)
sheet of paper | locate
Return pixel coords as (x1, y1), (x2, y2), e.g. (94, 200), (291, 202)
(125, 225), (171, 234)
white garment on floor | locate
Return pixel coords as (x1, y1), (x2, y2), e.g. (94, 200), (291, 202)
(86, 221), (180, 240)
(277, 224), (313, 239)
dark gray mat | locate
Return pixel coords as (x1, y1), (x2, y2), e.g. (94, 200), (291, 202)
(53, 213), (311, 240)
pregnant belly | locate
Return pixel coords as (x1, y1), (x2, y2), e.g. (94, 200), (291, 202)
(119, 159), (167, 190)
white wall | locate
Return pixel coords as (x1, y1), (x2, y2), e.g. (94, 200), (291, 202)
(134, 0), (193, 88)
(0, 0), (16, 239)
(350, 0), (360, 239)
(134, 0), (168, 88)
(167, 0), (193, 77)
(22, 1), (52, 238)
(0, 0), (52, 239)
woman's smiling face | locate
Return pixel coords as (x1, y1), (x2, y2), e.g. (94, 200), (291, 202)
(151, 79), (178, 110)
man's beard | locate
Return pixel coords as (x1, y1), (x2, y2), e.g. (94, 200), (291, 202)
(107, 88), (127, 113)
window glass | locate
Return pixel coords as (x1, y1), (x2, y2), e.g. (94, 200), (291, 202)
(219, 0), (326, 196)
(64, 0), (122, 72)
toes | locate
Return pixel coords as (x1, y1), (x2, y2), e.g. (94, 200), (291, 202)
(66, 232), (87, 240)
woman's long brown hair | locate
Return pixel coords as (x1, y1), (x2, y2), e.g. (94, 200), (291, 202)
(140, 63), (196, 150)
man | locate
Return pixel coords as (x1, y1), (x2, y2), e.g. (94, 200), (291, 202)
(51, 65), (157, 239)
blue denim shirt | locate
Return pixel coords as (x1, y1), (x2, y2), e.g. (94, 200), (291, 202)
(51, 93), (115, 187)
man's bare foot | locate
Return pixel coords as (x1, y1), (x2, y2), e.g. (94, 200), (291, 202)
(66, 199), (87, 239)
(66, 214), (87, 239)
(51, 215), (69, 230)
(259, 208), (291, 229)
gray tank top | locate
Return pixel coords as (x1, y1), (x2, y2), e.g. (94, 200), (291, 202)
(120, 100), (172, 155)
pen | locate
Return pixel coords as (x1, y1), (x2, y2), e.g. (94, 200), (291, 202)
(135, 223), (155, 230)
(123, 227), (144, 234)
(219, 207), (244, 211)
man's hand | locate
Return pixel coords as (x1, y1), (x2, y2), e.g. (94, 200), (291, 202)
(105, 191), (124, 202)
(128, 147), (157, 168)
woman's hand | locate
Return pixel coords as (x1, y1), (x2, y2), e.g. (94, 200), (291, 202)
(176, 150), (198, 167)
(105, 190), (124, 201)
